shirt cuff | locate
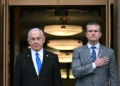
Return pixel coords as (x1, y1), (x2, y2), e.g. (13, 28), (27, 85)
(92, 62), (97, 69)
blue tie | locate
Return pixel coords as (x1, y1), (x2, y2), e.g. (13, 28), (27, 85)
(35, 53), (42, 73)
(91, 46), (96, 62)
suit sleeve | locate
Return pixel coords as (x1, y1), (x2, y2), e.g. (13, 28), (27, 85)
(54, 54), (62, 86)
(109, 50), (118, 86)
(13, 55), (22, 86)
(72, 49), (94, 78)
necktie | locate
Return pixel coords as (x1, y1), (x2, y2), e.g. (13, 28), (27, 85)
(91, 46), (96, 62)
(35, 53), (42, 73)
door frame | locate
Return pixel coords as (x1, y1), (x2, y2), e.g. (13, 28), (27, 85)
(2, 0), (114, 86)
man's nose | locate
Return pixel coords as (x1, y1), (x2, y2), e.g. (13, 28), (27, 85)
(92, 31), (95, 34)
(34, 39), (38, 43)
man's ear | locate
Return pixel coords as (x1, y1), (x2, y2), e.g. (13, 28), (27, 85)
(27, 38), (30, 45)
(100, 32), (102, 37)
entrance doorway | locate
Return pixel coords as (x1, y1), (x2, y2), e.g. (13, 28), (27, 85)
(9, 5), (107, 86)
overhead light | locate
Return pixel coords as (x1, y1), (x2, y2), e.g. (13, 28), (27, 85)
(54, 52), (72, 63)
(47, 39), (83, 50)
(44, 25), (82, 36)
(60, 69), (75, 79)
(61, 69), (67, 79)
(69, 69), (75, 79)
(45, 49), (72, 63)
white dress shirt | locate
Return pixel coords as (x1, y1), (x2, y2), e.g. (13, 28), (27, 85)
(31, 48), (44, 76)
(87, 43), (100, 69)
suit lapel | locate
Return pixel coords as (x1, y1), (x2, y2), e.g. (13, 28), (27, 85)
(26, 50), (37, 76)
(98, 45), (104, 58)
(83, 45), (93, 62)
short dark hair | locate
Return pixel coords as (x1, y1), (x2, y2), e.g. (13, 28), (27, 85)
(86, 22), (101, 32)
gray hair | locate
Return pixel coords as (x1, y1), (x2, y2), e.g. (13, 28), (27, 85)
(28, 28), (44, 39)
(86, 22), (101, 32)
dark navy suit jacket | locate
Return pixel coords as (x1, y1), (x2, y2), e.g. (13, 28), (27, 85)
(13, 50), (62, 86)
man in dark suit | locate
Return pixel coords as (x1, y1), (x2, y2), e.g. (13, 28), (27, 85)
(13, 28), (62, 86)
(72, 22), (118, 86)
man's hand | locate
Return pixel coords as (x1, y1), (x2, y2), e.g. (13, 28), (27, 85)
(95, 56), (109, 67)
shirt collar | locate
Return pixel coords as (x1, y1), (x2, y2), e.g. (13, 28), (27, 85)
(87, 43), (100, 49)
(31, 48), (43, 57)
